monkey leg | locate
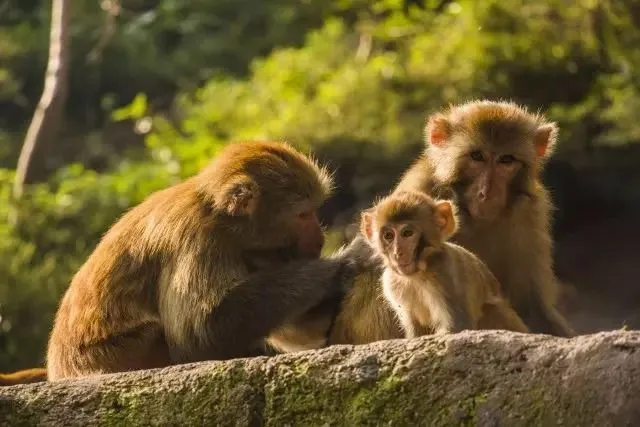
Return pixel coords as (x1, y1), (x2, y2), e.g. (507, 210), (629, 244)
(515, 295), (575, 337)
(47, 322), (171, 380)
(545, 306), (576, 337)
(478, 302), (530, 333)
(529, 304), (575, 337)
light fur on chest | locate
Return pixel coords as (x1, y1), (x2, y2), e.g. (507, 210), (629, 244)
(381, 269), (452, 333)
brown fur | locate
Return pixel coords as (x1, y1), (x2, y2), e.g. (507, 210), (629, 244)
(327, 264), (403, 345)
(361, 190), (529, 336)
(395, 99), (574, 337)
(47, 140), (355, 380)
(0, 368), (48, 386)
(266, 236), (403, 353)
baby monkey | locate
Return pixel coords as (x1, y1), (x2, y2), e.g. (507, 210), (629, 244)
(361, 191), (529, 337)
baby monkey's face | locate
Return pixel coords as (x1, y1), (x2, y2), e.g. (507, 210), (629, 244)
(360, 191), (456, 277)
(379, 221), (430, 276)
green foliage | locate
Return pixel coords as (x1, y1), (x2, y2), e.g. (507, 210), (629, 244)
(140, 0), (640, 205)
(0, 0), (335, 171)
(0, 159), (177, 369)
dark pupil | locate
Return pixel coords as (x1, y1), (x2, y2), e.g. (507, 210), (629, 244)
(470, 150), (484, 161)
(499, 154), (516, 164)
(401, 228), (414, 238)
(383, 231), (394, 241)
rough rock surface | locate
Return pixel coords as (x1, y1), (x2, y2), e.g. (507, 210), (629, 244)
(1, 330), (640, 426)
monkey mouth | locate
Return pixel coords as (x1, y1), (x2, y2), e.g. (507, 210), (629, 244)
(470, 203), (502, 222)
(395, 262), (417, 276)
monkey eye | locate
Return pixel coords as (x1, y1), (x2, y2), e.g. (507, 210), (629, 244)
(400, 227), (414, 238)
(382, 229), (395, 242)
(298, 210), (314, 220)
(498, 154), (516, 164)
(469, 150), (484, 162)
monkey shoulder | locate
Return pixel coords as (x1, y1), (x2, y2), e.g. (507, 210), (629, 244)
(394, 157), (436, 193)
(443, 241), (482, 263)
(446, 242), (504, 296)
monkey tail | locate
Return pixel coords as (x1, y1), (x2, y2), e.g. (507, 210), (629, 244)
(0, 367), (48, 386)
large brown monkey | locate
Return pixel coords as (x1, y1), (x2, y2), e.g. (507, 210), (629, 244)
(394, 99), (574, 337)
(46, 140), (356, 380)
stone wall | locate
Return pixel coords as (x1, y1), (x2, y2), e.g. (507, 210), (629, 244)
(1, 330), (639, 426)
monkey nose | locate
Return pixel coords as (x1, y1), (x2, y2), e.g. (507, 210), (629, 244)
(478, 191), (487, 202)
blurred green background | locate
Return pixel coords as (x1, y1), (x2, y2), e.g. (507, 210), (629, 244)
(1, 0), (640, 371)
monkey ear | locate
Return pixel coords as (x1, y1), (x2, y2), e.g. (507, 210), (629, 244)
(360, 211), (375, 242)
(434, 200), (458, 240)
(425, 114), (451, 146)
(534, 122), (558, 159)
(218, 175), (260, 217)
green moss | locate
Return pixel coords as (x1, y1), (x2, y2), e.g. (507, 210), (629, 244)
(90, 353), (569, 427)
(344, 375), (406, 425)
(96, 362), (265, 426)
(430, 392), (488, 426)
(262, 349), (460, 426)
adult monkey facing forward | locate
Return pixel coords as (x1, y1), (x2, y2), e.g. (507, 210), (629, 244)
(394, 99), (575, 337)
(46, 140), (356, 381)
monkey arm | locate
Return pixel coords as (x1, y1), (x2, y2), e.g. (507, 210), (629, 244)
(333, 234), (376, 267)
(397, 310), (418, 339)
(168, 258), (354, 363)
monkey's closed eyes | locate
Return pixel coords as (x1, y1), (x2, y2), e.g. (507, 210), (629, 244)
(298, 210), (314, 220)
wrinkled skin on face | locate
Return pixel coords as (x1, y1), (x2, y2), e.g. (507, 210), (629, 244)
(461, 149), (523, 222)
(424, 101), (556, 224)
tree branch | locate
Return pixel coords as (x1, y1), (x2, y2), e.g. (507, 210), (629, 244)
(13, 0), (71, 199)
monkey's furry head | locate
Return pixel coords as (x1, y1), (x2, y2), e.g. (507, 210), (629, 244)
(365, 190), (459, 246)
(198, 140), (334, 214)
(425, 99), (558, 182)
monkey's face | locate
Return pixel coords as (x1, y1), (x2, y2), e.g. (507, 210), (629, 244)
(361, 192), (453, 276)
(251, 198), (326, 260)
(460, 149), (523, 222)
(290, 202), (325, 259)
(425, 101), (555, 223)
(379, 222), (423, 276)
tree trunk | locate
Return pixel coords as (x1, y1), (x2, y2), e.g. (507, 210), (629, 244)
(13, 0), (71, 199)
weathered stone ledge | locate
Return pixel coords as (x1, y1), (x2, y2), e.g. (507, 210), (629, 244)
(1, 330), (639, 426)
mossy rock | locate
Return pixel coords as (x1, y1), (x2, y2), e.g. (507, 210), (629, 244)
(1, 330), (640, 426)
